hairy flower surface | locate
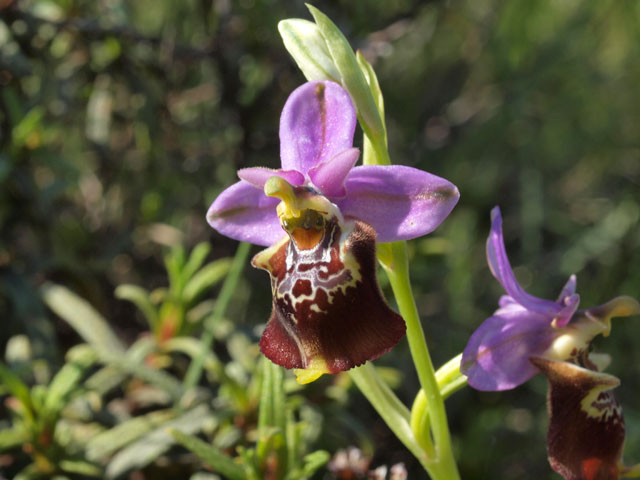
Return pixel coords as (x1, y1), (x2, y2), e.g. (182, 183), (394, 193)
(251, 177), (406, 383)
(207, 81), (459, 382)
(462, 206), (640, 479)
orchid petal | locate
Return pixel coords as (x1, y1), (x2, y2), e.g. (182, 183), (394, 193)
(280, 81), (357, 174)
(238, 167), (305, 190)
(308, 147), (359, 198)
(550, 274), (580, 327)
(487, 207), (565, 318)
(554, 293), (580, 327)
(207, 181), (284, 246)
(336, 165), (459, 242)
(461, 303), (557, 391)
(557, 274), (577, 301)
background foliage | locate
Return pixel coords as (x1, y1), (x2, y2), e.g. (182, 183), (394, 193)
(1, 0), (639, 478)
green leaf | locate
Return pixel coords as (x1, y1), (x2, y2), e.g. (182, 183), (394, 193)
(59, 459), (102, 476)
(98, 351), (183, 401)
(115, 284), (159, 330)
(301, 450), (330, 477)
(0, 427), (29, 450)
(356, 51), (388, 166)
(41, 283), (125, 355)
(86, 409), (176, 461)
(182, 242), (211, 283)
(85, 337), (156, 395)
(170, 430), (246, 480)
(0, 362), (31, 404)
(182, 242), (250, 394)
(162, 337), (221, 375)
(183, 258), (232, 305)
(0, 362), (34, 421)
(12, 106), (44, 149)
(43, 348), (96, 421)
(14, 463), (44, 480)
(105, 404), (210, 479)
(278, 19), (340, 82)
(165, 245), (187, 297)
(356, 51), (386, 122)
(307, 5), (385, 141)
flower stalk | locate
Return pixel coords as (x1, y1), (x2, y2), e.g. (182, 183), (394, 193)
(381, 242), (461, 480)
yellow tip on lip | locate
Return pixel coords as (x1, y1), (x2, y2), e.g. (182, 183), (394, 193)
(293, 358), (330, 385)
(264, 176), (301, 219)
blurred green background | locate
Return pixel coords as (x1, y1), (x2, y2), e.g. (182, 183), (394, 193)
(1, 0), (639, 478)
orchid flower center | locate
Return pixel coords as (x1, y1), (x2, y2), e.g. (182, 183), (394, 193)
(264, 175), (343, 250)
(544, 296), (640, 365)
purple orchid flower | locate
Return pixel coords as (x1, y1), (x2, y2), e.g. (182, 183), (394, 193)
(461, 206), (640, 479)
(460, 206), (580, 391)
(207, 81), (459, 247)
(207, 80), (459, 383)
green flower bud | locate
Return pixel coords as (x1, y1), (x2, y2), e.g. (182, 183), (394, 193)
(278, 19), (340, 82)
(306, 5), (385, 141)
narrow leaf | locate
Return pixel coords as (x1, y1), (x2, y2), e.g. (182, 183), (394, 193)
(105, 404), (210, 479)
(115, 285), (159, 330)
(98, 351), (183, 401)
(165, 246), (187, 297)
(0, 362), (32, 415)
(86, 409), (176, 461)
(43, 348), (96, 420)
(170, 430), (246, 480)
(85, 337), (156, 395)
(0, 427), (29, 450)
(59, 459), (102, 476)
(302, 450), (331, 476)
(41, 283), (125, 355)
(356, 51), (388, 166)
(183, 258), (233, 305)
(182, 242), (250, 393)
(181, 243), (212, 283)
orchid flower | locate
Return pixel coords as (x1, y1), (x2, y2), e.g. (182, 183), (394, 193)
(462, 206), (640, 479)
(207, 81), (459, 383)
(207, 81), (459, 247)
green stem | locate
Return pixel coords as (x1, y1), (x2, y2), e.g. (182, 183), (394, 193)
(348, 364), (431, 465)
(381, 241), (460, 480)
(181, 242), (251, 400)
(411, 354), (468, 453)
(258, 357), (274, 436)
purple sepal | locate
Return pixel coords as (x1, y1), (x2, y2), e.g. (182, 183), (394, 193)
(206, 180), (285, 246)
(279, 81), (357, 175)
(336, 165), (460, 242)
(486, 207), (564, 318)
(461, 302), (557, 391)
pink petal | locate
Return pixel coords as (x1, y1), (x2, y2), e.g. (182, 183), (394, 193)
(238, 167), (305, 190)
(308, 148), (359, 198)
(486, 207), (567, 318)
